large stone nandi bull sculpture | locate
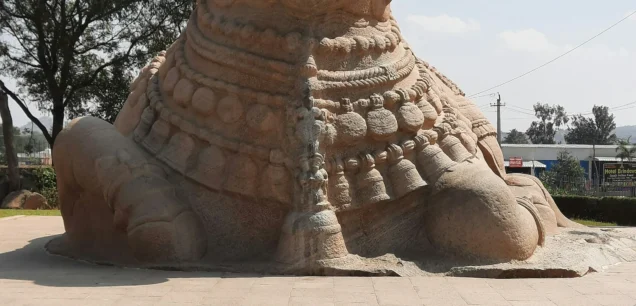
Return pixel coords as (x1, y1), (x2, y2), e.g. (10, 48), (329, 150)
(50, 0), (583, 273)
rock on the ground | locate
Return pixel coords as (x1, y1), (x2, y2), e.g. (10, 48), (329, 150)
(1, 190), (31, 209)
(1, 190), (47, 209)
(0, 181), (9, 202)
(24, 193), (47, 210)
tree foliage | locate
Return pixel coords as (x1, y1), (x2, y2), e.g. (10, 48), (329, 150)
(564, 106), (617, 145)
(616, 137), (636, 162)
(89, 62), (134, 124)
(525, 103), (569, 144)
(0, 0), (195, 144)
(503, 129), (529, 144)
(540, 151), (586, 194)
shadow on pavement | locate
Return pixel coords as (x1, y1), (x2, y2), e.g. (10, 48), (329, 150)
(0, 235), (231, 288)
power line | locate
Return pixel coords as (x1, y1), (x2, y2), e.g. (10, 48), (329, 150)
(501, 117), (537, 120)
(503, 106), (535, 116)
(609, 101), (636, 111)
(568, 100), (636, 117)
(507, 104), (535, 112)
(472, 93), (498, 99)
(468, 10), (636, 98)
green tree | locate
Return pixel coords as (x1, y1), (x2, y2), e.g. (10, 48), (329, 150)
(0, 0), (195, 145)
(526, 103), (569, 144)
(540, 150), (586, 195)
(89, 62), (134, 124)
(564, 106), (617, 145)
(503, 129), (529, 144)
(616, 137), (636, 162)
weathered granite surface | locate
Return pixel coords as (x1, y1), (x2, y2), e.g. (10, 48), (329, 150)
(48, 0), (628, 276)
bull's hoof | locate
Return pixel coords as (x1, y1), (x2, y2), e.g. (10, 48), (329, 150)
(127, 211), (206, 263)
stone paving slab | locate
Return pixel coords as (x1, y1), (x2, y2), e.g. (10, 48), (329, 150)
(1, 216), (636, 306)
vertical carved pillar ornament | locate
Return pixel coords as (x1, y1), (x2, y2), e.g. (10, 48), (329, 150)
(277, 151), (348, 265)
(278, 69), (348, 266)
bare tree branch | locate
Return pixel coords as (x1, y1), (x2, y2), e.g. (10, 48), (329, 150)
(0, 80), (54, 144)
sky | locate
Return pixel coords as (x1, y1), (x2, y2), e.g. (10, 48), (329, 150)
(1, 0), (636, 133)
(392, 0), (636, 132)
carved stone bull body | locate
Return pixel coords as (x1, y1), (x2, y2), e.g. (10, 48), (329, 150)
(51, 0), (581, 272)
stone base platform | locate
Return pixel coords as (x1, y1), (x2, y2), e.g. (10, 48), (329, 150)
(4, 216), (636, 305)
(46, 227), (636, 278)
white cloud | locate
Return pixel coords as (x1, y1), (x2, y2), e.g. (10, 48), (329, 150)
(627, 11), (636, 21)
(498, 29), (563, 53)
(407, 14), (480, 34)
(498, 28), (629, 59)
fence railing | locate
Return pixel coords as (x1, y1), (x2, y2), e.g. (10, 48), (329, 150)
(0, 135), (51, 166)
(16, 151), (52, 166)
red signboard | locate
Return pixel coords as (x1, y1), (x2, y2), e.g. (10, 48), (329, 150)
(509, 157), (523, 168)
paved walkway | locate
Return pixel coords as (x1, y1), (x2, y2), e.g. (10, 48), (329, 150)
(1, 216), (636, 306)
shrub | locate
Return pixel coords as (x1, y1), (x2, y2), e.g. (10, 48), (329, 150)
(598, 197), (636, 226)
(553, 195), (636, 226)
(27, 167), (59, 209)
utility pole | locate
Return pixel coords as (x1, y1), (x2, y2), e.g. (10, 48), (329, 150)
(491, 93), (505, 144)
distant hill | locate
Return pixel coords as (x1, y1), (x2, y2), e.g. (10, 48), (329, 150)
(18, 117), (53, 134)
(615, 126), (636, 142)
(17, 117), (72, 135)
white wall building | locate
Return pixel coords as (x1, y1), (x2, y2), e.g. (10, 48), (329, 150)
(501, 144), (626, 181)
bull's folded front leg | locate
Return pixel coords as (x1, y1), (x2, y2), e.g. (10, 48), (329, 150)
(53, 117), (206, 263)
(413, 122), (542, 262)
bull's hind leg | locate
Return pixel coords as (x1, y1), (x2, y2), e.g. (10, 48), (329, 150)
(53, 117), (206, 263)
(506, 173), (585, 231)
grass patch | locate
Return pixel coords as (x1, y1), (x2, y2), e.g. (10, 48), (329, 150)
(573, 219), (617, 227)
(0, 209), (61, 218)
